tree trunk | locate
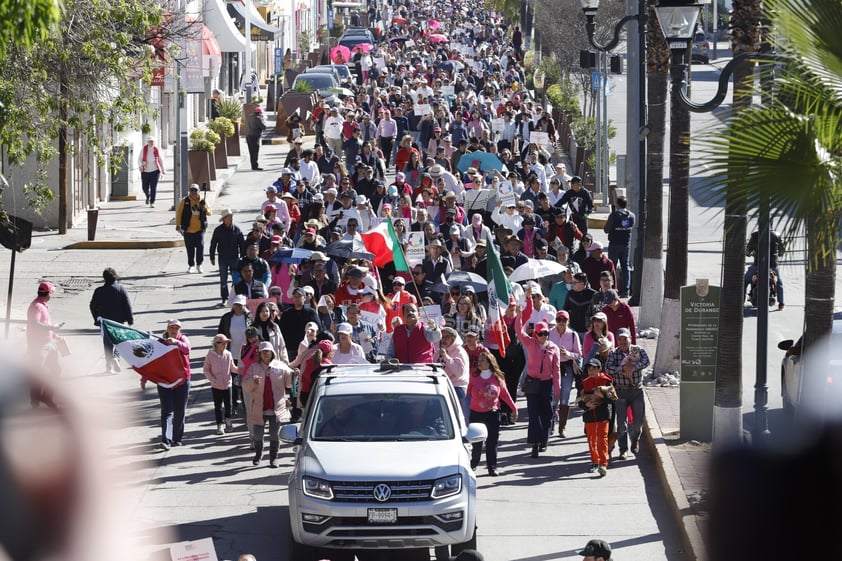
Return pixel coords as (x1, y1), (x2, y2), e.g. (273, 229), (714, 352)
(58, 78), (68, 235)
(638, 9), (669, 328)
(712, 57), (756, 448)
(654, 53), (692, 375)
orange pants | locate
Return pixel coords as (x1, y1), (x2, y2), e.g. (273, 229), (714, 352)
(585, 420), (610, 467)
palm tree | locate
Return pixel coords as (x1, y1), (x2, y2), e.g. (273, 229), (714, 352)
(701, 0), (842, 436)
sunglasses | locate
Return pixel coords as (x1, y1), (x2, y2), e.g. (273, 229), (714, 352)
(536, 331), (549, 337)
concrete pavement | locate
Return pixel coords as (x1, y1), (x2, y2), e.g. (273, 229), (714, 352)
(0, 125), (707, 561)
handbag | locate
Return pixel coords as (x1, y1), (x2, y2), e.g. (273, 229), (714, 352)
(523, 376), (542, 395)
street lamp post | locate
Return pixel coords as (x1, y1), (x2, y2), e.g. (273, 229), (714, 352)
(578, 0), (647, 304)
(653, 0), (785, 445)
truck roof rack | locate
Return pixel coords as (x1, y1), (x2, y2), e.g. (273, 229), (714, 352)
(321, 362), (445, 385)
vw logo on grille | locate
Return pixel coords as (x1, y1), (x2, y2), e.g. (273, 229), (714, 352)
(372, 483), (392, 502)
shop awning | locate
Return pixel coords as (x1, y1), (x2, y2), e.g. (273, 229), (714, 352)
(204, 0), (249, 52)
(227, 1), (280, 42)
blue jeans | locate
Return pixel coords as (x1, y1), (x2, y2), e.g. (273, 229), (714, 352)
(608, 243), (631, 296)
(559, 362), (576, 404)
(183, 231), (205, 267)
(141, 170), (161, 204)
(453, 385), (469, 424)
(218, 258), (239, 301)
(157, 379), (190, 444)
(615, 387), (645, 452)
(744, 263), (784, 305)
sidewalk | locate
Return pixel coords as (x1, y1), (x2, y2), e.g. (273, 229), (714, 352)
(11, 127), (708, 561)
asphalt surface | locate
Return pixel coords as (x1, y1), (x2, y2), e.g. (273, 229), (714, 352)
(0, 119), (707, 561)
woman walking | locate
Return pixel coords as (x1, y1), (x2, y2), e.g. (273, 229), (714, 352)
(467, 352), (517, 476)
(243, 342), (294, 468)
(548, 310), (582, 437)
(515, 304), (561, 458)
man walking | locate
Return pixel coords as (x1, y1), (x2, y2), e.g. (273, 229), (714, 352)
(605, 328), (650, 460)
(176, 184), (211, 273)
(604, 195), (635, 297)
(138, 136), (165, 207)
(27, 281), (63, 408)
(557, 176), (594, 234)
(245, 107), (267, 171)
(89, 267), (134, 372)
(209, 209), (245, 306)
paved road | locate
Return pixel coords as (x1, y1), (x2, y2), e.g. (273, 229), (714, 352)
(0, 134), (689, 561)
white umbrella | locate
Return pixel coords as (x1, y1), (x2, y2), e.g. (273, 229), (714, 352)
(509, 258), (565, 283)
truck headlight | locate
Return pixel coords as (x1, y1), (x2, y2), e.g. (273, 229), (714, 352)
(431, 474), (462, 499)
(302, 476), (334, 500)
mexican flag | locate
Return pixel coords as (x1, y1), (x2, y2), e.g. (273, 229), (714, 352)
(361, 219), (410, 270)
(100, 318), (188, 388)
(485, 232), (512, 357)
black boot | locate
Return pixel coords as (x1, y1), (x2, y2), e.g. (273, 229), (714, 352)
(531, 444), (539, 458)
(269, 441), (279, 468)
(252, 439), (263, 466)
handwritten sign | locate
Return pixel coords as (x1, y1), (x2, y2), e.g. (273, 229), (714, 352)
(170, 538), (218, 561)
(491, 118), (504, 133)
(421, 304), (444, 327)
(531, 131), (551, 148)
(440, 85), (454, 96)
(415, 103), (433, 116)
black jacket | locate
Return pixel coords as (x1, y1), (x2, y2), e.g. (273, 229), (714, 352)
(90, 282), (134, 325)
(210, 222), (245, 261)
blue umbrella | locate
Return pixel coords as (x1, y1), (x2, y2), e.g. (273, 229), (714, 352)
(268, 247), (313, 264)
(457, 151), (505, 173)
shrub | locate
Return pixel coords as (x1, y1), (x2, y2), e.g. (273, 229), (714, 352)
(546, 79), (581, 114)
(216, 95), (242, 121)
(208, 117), (235, 138)
(189, 128), (219, 152)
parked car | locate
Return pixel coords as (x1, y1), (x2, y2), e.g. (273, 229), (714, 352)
(338, 31), (375, 51)
(307, 64), (353, 84)
(281, 362), (487, 560)
(291, 72), (354, 99)
(778, 318), (842, 418)
(304, 65), (342, 83)
(691, 31), (711, 64)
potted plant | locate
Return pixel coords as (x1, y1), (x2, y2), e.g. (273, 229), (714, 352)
(208, 117), (235, 169)
(216, 95), (243, 156)
(188, 128), (217, 187)
(278, 80), (317, 137)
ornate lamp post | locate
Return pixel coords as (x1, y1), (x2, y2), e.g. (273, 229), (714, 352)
(578, 0), (647, 304)
(654, 0), (785, 445)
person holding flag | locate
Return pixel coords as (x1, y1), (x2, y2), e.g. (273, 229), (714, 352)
(100, 316), (193, 449)
(140, 319), (192, 451)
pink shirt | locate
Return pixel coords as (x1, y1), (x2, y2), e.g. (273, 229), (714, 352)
(203, 349), (237, 389)
(27, 297), (53, 349)
(467, 373), (517, 413)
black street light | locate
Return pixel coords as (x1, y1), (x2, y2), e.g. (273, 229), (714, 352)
(578, 0), (647, 306)
(654, 0), (786, 445)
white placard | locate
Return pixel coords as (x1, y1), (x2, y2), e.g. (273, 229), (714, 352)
(440, 85), (454, 96)
(361, 310), (382, 327)
(405, 39), (416, 48)
(415, 103), (433, 116)
(497, 180), (516, 207)
(531, 131), (551, 147)
(491, 118), (504, 133)
(170, 538), (218, 561)
(406, 231), (426, 267)
(422, 304), (444, 327)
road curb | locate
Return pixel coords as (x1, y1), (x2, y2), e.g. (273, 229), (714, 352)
(643, 392), (706, 561)
(64, 240), (185, 250)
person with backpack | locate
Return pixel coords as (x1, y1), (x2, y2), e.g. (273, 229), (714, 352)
(603, 195), (636, 298)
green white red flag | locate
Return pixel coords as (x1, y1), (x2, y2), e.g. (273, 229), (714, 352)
(485, 233), (512, 356)
(100, 318), (187, 388)
(360, 219), (410, 271)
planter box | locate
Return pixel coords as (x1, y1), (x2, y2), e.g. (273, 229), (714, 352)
(213, 141), (228, 169)
(226, 122), (241, 157)
(276, 91), (317, 136)
(187, 150), (213, 188)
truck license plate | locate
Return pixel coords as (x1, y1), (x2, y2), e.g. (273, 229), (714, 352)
(367, 508), (398, 524)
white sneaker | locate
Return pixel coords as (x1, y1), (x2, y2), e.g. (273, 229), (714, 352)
(216, 424), (225, 435)
(197, 265), (204, 274)
(187, 266), (195, 274)
(111, 359), (122, 372)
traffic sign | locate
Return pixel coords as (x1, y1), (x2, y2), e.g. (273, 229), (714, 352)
(591, 71), (601, 91)
(274, 47), (283, 76)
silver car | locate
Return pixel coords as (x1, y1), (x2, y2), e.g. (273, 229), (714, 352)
(281, 363), (487, 560)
